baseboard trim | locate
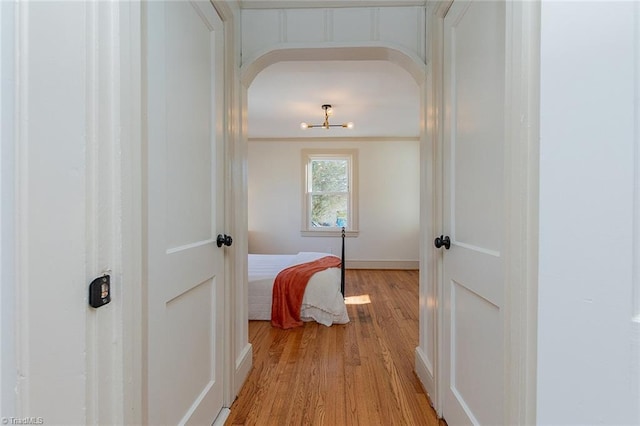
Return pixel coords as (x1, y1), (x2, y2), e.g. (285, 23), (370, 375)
(346, 260), (419, 270)
(415, 346), (436, 407)
(212, 408), (230, 426)
(233, 343), (253, 398)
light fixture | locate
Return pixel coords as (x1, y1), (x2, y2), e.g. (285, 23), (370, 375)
(300, 104), (354, 130)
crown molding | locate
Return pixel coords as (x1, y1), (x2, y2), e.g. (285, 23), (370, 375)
(239, 1), (426, 10)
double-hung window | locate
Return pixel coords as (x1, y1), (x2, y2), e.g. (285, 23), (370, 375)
(302, 149), (358, 236)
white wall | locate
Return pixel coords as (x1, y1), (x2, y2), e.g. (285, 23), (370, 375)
(0, 0), (16, 418)
(15, 3), (89, 422)
(248, 139), (420, 268)
(537, 1), (640, 424)
(7, 2), (124, 423)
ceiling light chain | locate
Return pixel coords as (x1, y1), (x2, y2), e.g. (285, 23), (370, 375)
(301, 104), (354, 130)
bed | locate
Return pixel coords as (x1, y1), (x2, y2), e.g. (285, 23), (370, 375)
(248, 230), (349, 328)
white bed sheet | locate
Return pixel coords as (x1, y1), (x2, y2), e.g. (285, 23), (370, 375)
(248, 252), (349, 327)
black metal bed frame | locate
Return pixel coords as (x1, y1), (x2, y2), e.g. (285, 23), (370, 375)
(340, 227), (346, 297)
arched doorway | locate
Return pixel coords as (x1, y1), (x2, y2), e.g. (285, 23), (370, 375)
(237, 43), (437, 401)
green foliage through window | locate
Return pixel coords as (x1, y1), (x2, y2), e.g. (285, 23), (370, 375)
(309, 159), (349, 228)
(311, 160), (347, 192)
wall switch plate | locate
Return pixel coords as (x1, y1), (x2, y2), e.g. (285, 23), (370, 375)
(89, 275), (111, 308)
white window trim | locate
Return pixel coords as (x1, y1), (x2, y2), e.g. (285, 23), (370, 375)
(301, 149), (359, 237)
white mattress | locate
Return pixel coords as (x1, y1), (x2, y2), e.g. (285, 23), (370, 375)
(248, 252), (349, 327)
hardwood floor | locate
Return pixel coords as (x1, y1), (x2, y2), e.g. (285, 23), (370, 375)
(225, 269), (441, 426)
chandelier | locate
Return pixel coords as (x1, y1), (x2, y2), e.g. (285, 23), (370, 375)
(300, 104), (354, 130)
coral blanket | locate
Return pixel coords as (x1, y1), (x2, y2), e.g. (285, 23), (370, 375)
(271, 256), (341, 329)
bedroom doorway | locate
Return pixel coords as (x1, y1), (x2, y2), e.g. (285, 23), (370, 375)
(240, 44), (429, 395)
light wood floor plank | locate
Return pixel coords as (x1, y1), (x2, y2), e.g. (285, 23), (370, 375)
(225, 269), (441, 426)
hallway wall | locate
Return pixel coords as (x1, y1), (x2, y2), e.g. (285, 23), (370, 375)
(1, 1), (129, 422)
(537, 2), (640, 423)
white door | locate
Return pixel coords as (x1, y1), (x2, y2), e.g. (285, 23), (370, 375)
(145, 1), (226, 424)
(440, 1), (506, 425)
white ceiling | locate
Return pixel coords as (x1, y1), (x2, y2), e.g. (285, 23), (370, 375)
(247, 60), (421, 139)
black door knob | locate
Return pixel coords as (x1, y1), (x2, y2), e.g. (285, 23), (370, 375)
(216, 234), (233, 247)
(434, 235), (451, 250)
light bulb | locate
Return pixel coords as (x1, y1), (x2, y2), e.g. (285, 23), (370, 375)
(346, 122), (354, 129)
(300, 122), (309, 129)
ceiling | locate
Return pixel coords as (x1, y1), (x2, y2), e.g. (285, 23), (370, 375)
(247, 60), (421, 140)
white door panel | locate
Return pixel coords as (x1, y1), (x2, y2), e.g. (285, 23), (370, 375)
(449, 279), (502, 423)
(447, 248), (502, 307)
(145, 1), (225, 424)
(442, 1), (506, 425)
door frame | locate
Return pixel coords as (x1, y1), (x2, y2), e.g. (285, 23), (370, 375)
(428, 1), (540, 424)
(117, 1), (236, 423)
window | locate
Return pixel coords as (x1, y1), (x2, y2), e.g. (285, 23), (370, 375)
(302, 149), (358, 236)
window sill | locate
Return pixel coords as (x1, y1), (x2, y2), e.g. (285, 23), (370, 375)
(300, 229), (359, 238)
